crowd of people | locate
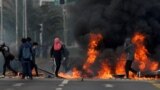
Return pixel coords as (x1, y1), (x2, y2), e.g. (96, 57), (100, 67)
(0, 36), (68, 80)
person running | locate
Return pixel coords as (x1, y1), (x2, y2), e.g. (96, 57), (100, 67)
(0, 43), (17, 77)
(50, 37), (66, 78)
(124, 38), (138, 79)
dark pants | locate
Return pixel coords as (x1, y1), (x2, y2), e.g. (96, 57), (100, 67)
(55, 57), (61, 77)
(125, 60), (137, 78)
(3, 59), (17, 76)
(22, 59), (32, 79)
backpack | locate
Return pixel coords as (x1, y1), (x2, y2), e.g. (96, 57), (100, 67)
(22, 45), (32, 59)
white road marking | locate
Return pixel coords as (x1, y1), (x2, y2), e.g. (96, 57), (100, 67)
(104, 84), (114, 88)
(58, 80), (69, 87)
(56, 88), (62, 90)
(13, 83), (24, 87)
(62, 80), (69, 84)
(58, 84), (64, 87)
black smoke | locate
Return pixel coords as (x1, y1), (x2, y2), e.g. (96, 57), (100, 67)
(70, 0), (160, 55)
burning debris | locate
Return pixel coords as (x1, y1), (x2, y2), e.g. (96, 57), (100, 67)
(132, 32), (159, 72)
(59, 33), (159, 79)
(96, 61), (112, 79)
(83, 33), (103, 75)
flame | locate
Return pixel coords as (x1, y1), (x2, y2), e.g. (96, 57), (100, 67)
(96, 61), (112, 79)
(32, 68), (37, 76)
(72, 68), (81, 78)
(83, 33), (103, 73)
(115, 53), (126, 75)
(58, 67), (81, 79)
(132, 32), (158, 71)
(149, 61), (159, 71)
(58, 32), (158, 80)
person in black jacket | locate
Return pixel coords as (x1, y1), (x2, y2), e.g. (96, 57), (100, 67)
(50, 37), (66, 78)
(19, 38), (33, 79)
(124, 38), (138, 79)
(0, 43), (17, 76)
(31, 42), (39, 76)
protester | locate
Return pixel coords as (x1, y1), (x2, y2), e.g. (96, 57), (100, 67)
(31, 42), (39, 76)
(124, 38), (138, 79)
(50, 37), (66, 78)
(19, 38), (33, 79)
(0, 43), (17, 77)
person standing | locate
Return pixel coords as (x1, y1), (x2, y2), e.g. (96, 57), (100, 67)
(50, 37), (66, 78)
(19, 38), (33, 79)
(124, 38), (137, 79)
(0, 43), (17, 77)
(31, 42), (39, 76)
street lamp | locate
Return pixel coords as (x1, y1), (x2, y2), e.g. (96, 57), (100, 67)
(60, 0), (68, 46)
(0, 0), (3, 42)
(39, 23), (43, 58)
(15, 0), (18, 51)
(23, 0), (27, 38)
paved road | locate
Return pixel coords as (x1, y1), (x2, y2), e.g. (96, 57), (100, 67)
(0, 78), (159, 90)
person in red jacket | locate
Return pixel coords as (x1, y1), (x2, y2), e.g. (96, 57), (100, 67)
(50, 37), (66, 78)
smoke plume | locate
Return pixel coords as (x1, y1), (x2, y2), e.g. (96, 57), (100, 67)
(70, 0), (160, 56)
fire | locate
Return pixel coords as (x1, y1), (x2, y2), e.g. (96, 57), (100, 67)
(149, 61), (159, 71)
(83, 33), (103, 73)
(72, 68), (81, 78)
(58, 32), (158, 80)
(58, 67), (81, 79)
(59, 33), (103, 79)
(96, 61), (112, 79)
(32, 68), (37, 76)
(115, 53), (126, 75)
(132, 32), (158, 71)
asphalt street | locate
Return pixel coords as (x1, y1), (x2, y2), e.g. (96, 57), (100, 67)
(0, 78), (159, 90)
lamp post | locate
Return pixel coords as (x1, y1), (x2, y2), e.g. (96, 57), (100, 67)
(62, 5), (67, 46)
(23, 0), (27, 38)
(60, 0), (68, 46)
(39, 23), (43, 58)
(1, 0), (3, 42)
(15, 0), (18, 51)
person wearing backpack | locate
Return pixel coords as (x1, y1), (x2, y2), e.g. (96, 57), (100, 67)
(0, 43), (17, 77)
(19, 38), (33, 79)
(50, 37), (66, 78)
